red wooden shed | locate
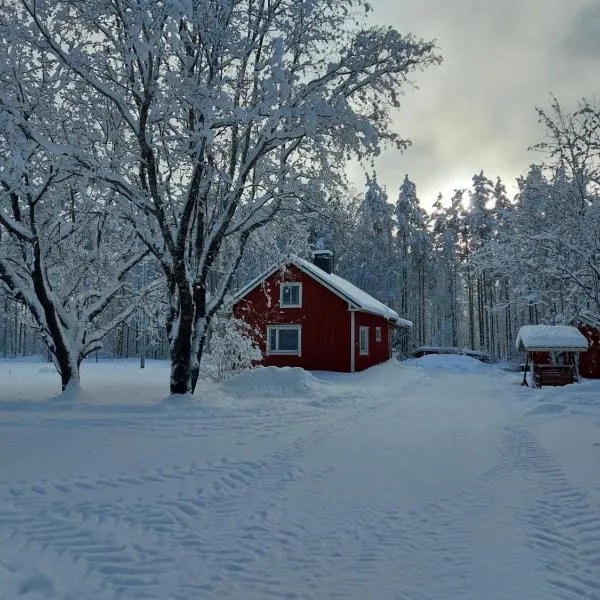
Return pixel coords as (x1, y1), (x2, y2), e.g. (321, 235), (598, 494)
(233, 252), (412, 372)
(516, 325), (588, 387)
(576, 310), (600, 379)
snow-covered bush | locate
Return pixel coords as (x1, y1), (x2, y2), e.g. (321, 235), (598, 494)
(204, 313), (262, 382)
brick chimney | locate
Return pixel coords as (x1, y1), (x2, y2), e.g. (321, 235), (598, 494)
(312, 249), (334, 274)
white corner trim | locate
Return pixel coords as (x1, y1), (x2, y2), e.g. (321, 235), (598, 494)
(350, 309), (356, 372)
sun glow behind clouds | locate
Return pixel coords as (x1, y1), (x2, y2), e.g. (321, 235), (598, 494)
(347, 159), (519, 214)
(347, 161), (478, 213)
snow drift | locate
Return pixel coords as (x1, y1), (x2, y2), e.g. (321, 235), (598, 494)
(406, 353), (492, 374)
(221, 366), (329, 399)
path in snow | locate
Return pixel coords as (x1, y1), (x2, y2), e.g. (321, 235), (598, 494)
(0, 358), (599, 599)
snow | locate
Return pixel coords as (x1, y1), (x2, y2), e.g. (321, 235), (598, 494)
(1, 356), (600, 600)
(221, 366), (329, 398)
(403, 352), (491, 373)
(578, 308), (600, 329)
(235, 255), (413, 327)
(516, 324), (589, 351)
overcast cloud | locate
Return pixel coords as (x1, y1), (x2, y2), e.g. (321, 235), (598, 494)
(349, 0), (600, 209)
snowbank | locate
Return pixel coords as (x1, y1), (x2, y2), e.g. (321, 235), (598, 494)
(523, 378), (600, 412)
(221, 366), (329, 399)
(0, 358), (173, 407)
(404, 353), (492, 374)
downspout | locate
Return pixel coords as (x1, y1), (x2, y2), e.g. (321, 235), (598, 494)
(350, 308), (355, 373)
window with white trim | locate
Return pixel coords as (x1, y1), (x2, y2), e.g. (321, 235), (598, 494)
(375, 327), (382, 342)
(359, 326), (369, 355)
(267, 325), (301, 355)
(280, 282), (302, 308)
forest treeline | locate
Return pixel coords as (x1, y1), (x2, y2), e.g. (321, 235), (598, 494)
(1, 1), (598, 393)
(3, 98), (599, 369)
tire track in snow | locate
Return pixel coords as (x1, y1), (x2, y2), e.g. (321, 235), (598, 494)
(508, 426), (600, 600)
(226, 372), (508, 600)
(0, 376), (426, 599)
(0, 498), (163, 599)
(0, 454), (303, 599)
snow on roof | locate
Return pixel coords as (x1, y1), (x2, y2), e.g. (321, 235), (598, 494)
(234, 254), (413, 327)
(577, 309), (600, 330)
(516, 325), (589, 352)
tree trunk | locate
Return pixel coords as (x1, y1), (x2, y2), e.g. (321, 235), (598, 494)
(13, 301), (18, 357)
(477, 276), (485, 351)
(450, 264), (458, 348)
(56, 353), (81, 392)
(140, 314), (146, 370)
(467, 268), (475, 350)
(2, 298), (7, 358)
(419, 264), (426, 345)
(169, 282), (195, 395)
(190, 283), (208, 394)
(190, 332), (206, 394)
(504, 279), (512, 358)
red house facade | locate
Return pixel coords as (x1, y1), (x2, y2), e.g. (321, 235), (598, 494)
(577, 310), (600, 378)
(233, 253), (412, 372)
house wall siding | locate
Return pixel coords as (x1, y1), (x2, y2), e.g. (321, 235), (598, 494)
(234, 265), (352, 372)
(354, 312), (391, 372)
(578, 324), (600, 378)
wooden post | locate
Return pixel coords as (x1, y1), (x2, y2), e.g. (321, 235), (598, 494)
(522, 354), (529, 386)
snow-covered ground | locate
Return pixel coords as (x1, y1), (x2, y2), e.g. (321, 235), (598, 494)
(1, 356), (599, 600)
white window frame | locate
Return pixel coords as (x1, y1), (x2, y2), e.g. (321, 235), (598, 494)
(375, 327), (382, 343)
(266, 325), (302, 356)
(359, 326), (369, 355)
(279, 282), (302, 308)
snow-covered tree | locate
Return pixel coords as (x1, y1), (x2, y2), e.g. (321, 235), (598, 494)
(466, 171), (495, 351)
(430, 191), (462, 347)
(475, 99), (600, 352)
(343, 175), (396, 303)
(18, 0), (441, 394)
(395, 174), (430, 344)
(0, 18), (154, 390)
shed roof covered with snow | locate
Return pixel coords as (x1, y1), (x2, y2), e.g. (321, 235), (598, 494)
(516, 325), (589, 352)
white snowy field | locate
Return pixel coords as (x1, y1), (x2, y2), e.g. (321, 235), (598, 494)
(1, 357), (600, 600)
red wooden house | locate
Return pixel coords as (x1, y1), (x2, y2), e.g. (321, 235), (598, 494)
(576, 310), (600, 378)
(233, 252), (412, 372)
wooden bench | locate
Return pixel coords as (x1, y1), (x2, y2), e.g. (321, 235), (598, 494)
(534, 365), (576, 388)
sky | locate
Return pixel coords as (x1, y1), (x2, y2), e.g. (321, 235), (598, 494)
(348, 0), (600, 210)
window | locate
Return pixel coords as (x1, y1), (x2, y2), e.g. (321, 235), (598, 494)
(267, 325), (301, 355)
(280, 283), (302, 308)
(375, 327), (382, 342)
(359, 326), (369, 355)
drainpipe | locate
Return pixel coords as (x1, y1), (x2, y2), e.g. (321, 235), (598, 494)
(350, 308), (356, 373)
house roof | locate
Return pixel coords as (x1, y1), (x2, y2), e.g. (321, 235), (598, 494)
(234, 254), (413, 328)
(577, 309), (600, 330)
(516, 325), (589, 352)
